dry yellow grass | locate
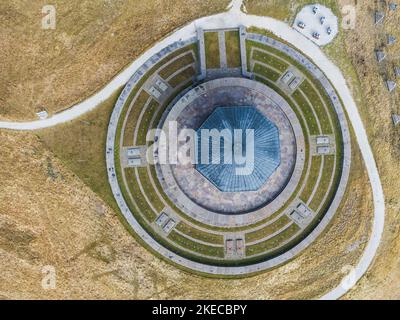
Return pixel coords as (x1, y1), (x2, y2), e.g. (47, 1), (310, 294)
(244, 0), (339, 22)
(0, 0), (229, 121)
(333, 0), (400, 299)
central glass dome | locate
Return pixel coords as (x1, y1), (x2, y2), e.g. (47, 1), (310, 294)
(196, 106), (281, 192)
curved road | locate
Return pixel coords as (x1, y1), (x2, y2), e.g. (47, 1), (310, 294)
(0, 0), (385, 300)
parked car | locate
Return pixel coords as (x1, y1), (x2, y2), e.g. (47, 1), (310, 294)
(312, 32), (320, 39)
(298, 21), (306, 29)
(320, 16), (326, 24)
(312, 6), (318, 14)
(327, 27), (332, 35)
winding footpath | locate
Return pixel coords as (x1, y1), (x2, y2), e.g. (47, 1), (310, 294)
(0, 0), (385, 300)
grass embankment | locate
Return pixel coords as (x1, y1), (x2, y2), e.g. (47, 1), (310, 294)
(137, 100), (159, 145)
(123, 91), (152, 146)
(309, 155), (335, 211)
(253, 63), (281, 82)
(245, 215), (291, 243)
(125, 168), (158, 222)
(292, 90), (320, 135)
(246, 224), (300, 256)
(168, 67), (196, 87)
(252, 49), (289, 72)
(300, 156), (322, 202)
(168, 231), (224, 258)
(176, 223), (224, 245)
(37, 89), (123, 214)
(225, 30), (241, 68)
(299, 80), (332, 134)
(159, 52), (195, 79)
(204, 31), (221, 69)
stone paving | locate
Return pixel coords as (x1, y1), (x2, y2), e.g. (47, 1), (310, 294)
(197, 28), (207, 80)
(239, 25), (251, 78)
(218, 30), (228, 69)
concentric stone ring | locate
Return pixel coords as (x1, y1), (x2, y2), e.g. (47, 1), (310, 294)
(106, 28), (350, 275)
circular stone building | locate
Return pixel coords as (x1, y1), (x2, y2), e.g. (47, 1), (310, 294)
(106, 27), (350, 276)
(196, 105), (281, 193)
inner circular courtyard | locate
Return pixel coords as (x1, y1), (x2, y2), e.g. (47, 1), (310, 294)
(156, 78), (303, 224)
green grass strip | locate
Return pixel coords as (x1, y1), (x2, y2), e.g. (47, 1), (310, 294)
(176, 222), (224, 245)
(136, 167), (165, 213)
(159, 53), (195, 79)
(245, 215), (291, 243)
(300, 156), (322, 203)
(253, 63), (281, 82)
(309, 155), (335, 211)
(136, 100), (159, 146)
(318, 154), (343, 221)
(122, 91), (150, 146)
(292, 89), (320, 135)
(168, 231), (225, 258)
(299, 80), (332, 134)
(246, 223), (300, 256)
(204, 31), (220, 69)
(225, 30), (241, 68)
(168, 66), (196, 88)
(124, 168), (157, 222)
(252, 49), (289, 72)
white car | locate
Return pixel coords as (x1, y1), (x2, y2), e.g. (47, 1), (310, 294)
(298, 21), (306, 29)
(312, 6), (318, 14)
(320, 16), (326, 25)
(327, 27), (332, 35)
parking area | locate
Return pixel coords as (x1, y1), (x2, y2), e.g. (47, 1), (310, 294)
(293, 4), (338, 46)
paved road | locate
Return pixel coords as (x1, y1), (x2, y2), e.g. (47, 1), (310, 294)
(0, 0), (385, 300)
